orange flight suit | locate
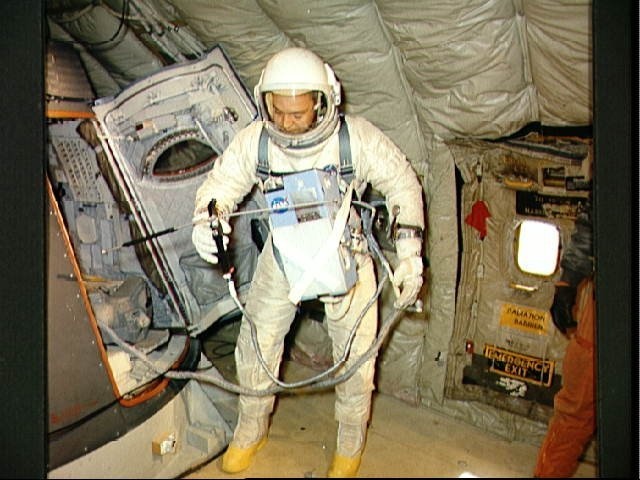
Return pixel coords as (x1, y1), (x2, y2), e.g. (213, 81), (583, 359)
(534, 278), (596, 477)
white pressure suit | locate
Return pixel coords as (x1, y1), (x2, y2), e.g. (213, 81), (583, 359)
(192, 46), (425, 477)
(194, 112), (424, 448)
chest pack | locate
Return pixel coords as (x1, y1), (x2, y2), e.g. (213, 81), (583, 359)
(255, 116), (358, 303)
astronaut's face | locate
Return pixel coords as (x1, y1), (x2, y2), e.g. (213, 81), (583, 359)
(271, 92), (317, 135)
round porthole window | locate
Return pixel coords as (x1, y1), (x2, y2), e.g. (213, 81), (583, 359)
(152, 139), (217, 177)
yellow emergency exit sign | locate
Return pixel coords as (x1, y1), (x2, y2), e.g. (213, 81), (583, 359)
(484, 344), (555, 387)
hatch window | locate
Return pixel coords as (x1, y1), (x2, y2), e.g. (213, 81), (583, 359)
(153, 139), (217, 177)
(515, 220), (560, 276)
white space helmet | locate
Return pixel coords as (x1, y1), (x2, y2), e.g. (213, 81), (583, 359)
(254, 47), (341, 149)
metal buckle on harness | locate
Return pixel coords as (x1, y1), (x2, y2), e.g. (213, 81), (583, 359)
(393, 224), (423, 242)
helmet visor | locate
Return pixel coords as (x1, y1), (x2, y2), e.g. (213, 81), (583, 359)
(257, 87), (338, 149)
(262, 90), (328, 135)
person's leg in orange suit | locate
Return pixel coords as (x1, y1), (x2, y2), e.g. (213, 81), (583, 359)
(534, 278), (596, 478)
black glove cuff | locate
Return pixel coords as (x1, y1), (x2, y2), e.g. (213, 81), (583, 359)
(561, 268), (585, 288)
(551, 285), (578, 334)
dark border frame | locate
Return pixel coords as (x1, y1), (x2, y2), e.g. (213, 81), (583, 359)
(0, 1), (636, 477)
(0, 1), (47, 478)
(593, 1), (637, 477)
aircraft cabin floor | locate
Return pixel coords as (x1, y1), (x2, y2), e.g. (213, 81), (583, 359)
(182, 336), (597, 479)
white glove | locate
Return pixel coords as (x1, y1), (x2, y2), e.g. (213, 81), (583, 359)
(392, 236), (424, 310)
(191, 205), (232, 265)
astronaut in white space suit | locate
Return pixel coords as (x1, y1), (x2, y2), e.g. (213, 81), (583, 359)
(192, 47), (425, 477)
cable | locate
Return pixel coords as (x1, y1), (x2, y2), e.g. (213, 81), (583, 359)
(49, 0), (131, 48)
(222, 197), (382, 388)
(101, 198), (338, 254)
(95, 198), (416, 396)
(230, 268), (382, 389)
